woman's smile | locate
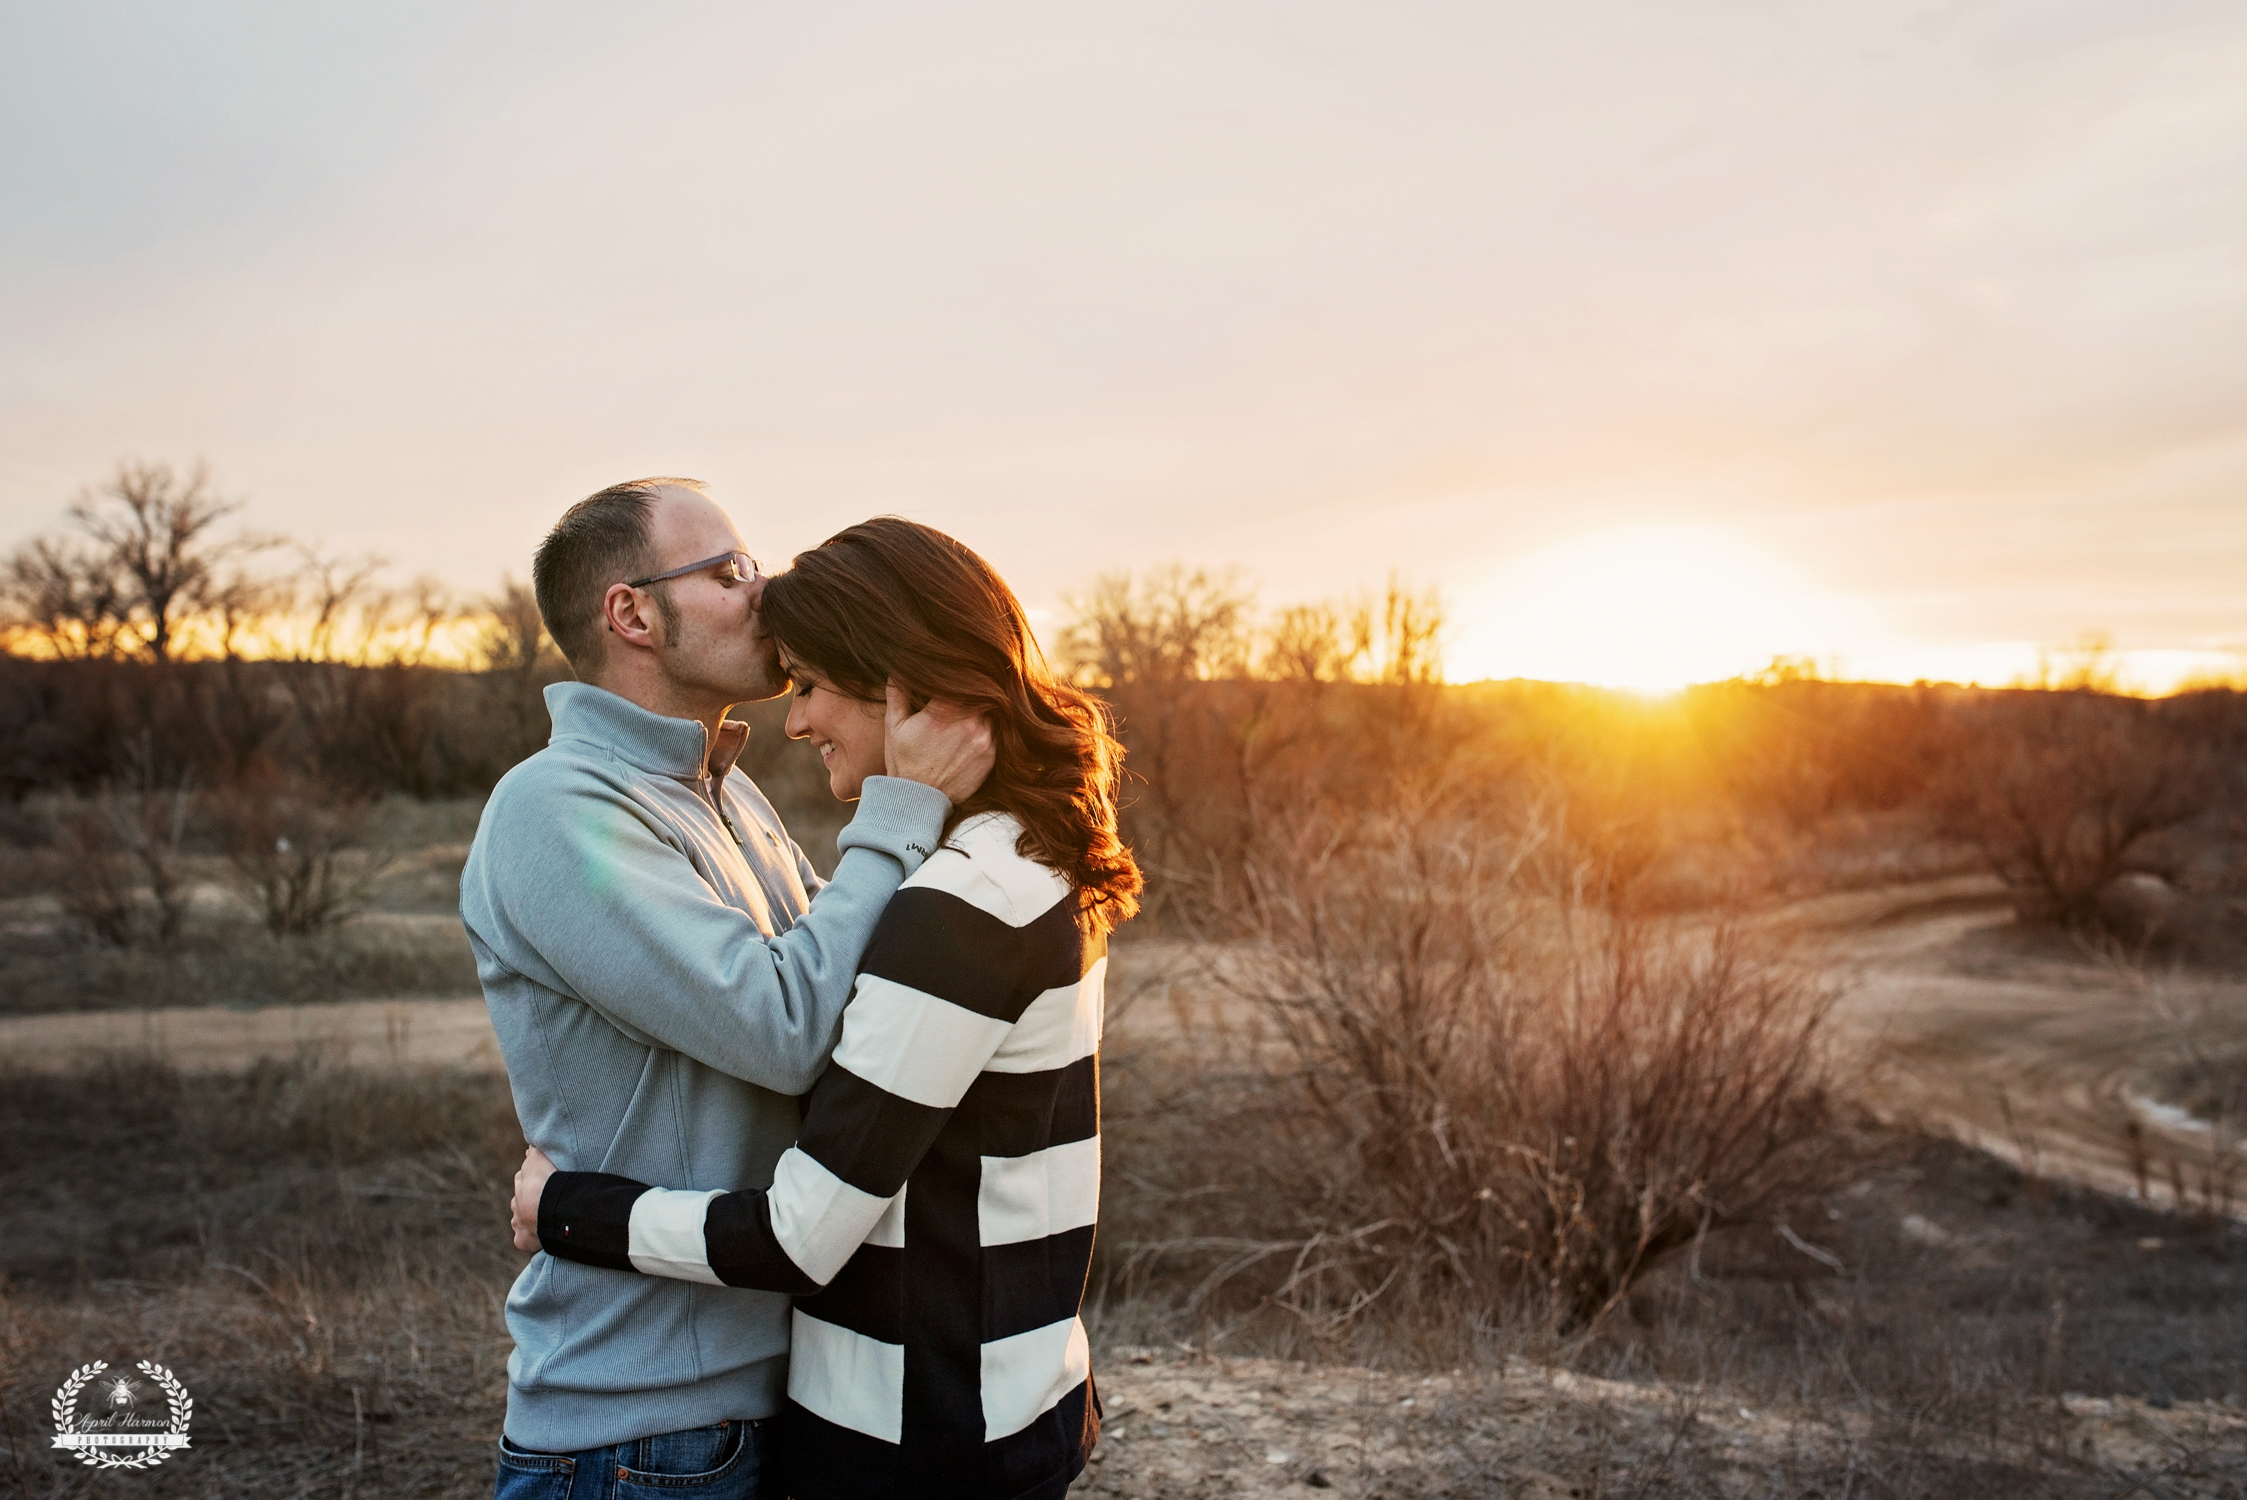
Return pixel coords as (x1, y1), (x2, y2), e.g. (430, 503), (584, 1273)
(781, 657), (888, 799)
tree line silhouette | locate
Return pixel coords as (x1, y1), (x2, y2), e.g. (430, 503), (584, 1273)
(6, 461), (2241, 952)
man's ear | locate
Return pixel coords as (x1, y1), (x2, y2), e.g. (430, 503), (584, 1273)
(603, 583), (663, 650)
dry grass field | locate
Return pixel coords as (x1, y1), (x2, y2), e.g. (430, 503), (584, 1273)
(0, 799), (485, 1018)
(4, 897), (2244, 1497)
(3, 675), (2246, 1497)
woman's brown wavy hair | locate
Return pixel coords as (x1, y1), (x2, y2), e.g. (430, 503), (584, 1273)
(760, 517), (1141, 934)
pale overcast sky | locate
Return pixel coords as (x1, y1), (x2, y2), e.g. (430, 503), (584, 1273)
(3, 1), (2243, 682)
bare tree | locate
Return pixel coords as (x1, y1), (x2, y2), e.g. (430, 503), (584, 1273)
(387, 576), (458, 667)
(1, 536), (132, 659)
(282, 544), (388, 662)
(68, 460), (256, 662)
(1261, 577), (1445, 686)
(1265, 602), (1355, 683)
(1370, 575), (1444, 685)
(1061, 565), (1255, 687)
(3, 460), (276, 661)
(202, 566), (291, 661)
(460, 576), (566, 776)
(470, 577), (554, 676)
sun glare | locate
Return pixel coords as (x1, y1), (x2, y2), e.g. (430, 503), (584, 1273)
(1450, 527), (1859, 693)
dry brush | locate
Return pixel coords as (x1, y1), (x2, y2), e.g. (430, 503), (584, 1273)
(1106, 796), (1850, 1343)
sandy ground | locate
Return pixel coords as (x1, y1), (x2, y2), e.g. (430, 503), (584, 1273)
(1080, 1351), (2247, 1498)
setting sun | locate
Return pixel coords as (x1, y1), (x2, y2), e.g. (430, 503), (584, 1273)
(1449, 527), (1863, 692)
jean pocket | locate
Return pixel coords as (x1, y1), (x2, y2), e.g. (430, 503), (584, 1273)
(494, 1437), (575, 1500)
(616, 1418), (759, 1497)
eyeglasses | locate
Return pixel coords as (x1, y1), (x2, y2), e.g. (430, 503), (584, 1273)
(626, 550), (761, 589)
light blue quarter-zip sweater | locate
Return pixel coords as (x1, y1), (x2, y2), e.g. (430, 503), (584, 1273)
(460, 681), (948, 1452)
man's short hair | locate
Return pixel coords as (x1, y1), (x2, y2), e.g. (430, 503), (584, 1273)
(532, 477), (705, 671)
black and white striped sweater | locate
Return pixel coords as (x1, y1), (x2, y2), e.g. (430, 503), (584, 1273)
(538, 811), (1106, 1500)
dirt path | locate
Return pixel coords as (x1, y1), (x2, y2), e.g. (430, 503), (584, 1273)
(1794, 876), (2247, 1214)
(0, 932), (1222, 1075)
(7, 880), (2238, 1217)
(0, 994), (500, 1072)
(0, 934), (1215, 1074)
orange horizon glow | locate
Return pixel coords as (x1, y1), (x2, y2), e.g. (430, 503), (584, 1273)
(9, 527), (2243, 698)
(1445, 526), (2247, 697)
(0, 612), (504, 671)
(1447, 644), (2247, 699)
(1446, 527), (1869, 694)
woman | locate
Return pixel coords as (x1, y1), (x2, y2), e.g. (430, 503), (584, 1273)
(511, 517), (1139, 1500)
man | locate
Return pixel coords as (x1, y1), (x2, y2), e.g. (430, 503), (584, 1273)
(460, 478), (992, 1498)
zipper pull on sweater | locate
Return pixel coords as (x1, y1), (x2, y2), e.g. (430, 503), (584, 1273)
(698, 774), (746, 846)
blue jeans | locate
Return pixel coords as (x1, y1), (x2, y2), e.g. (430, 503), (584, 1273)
(494, 1418), (769, 1500)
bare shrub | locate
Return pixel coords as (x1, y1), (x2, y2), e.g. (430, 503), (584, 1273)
(210, 771), (396, 935)
(1948, 691), (2218, 931)
(120, 769), (198, 947)
(51, 799), (141, 946)
(48, 776), (198, 948)
(1216, 799), (1845, 1329)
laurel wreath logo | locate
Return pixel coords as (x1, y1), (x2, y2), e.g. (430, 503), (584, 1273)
(50, 1359), (194, 1471)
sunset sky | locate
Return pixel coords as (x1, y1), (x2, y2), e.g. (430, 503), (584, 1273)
(4, 2), (2243, 690)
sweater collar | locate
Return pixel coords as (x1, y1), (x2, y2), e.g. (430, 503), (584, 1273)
(544, 681), (749, 781)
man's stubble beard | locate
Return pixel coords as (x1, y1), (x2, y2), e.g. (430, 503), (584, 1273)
(655, 585), (791, 705)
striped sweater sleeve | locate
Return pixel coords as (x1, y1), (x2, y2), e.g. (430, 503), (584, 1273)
(540, 854), (1060, 1291)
